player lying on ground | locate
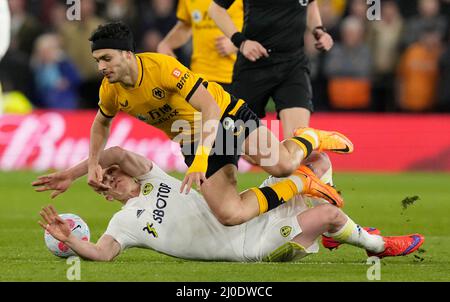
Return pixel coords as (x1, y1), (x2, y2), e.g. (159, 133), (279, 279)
(87, 21), (352, 226)
(33, 147), (424, 262)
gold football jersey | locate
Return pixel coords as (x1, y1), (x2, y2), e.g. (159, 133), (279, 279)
(98, 53), (234, 143)
(176, 0), (243, 84)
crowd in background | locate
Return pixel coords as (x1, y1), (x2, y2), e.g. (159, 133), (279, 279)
(0, 0), (449, 113)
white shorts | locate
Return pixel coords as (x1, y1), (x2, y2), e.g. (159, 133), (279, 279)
(242, 196), (322, 261)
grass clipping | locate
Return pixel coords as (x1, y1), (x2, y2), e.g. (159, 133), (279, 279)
(401, 195), (420, 210)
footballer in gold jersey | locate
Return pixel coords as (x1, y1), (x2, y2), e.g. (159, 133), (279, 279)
(157, 0), (243, 88)
(87, 22), (353, 226)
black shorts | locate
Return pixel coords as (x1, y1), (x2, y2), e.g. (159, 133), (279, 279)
(232, 57), (314, 118)
(183, 96), (261, 178)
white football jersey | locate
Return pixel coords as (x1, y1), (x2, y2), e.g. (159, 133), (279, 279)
(104, 164), (328, 262)
(104, 164), (247, 261)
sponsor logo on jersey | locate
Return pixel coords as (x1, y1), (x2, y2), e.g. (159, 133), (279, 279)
(176, 72), (191, 90)
(143, 222), (158, 238)
(136, 209), (145, 218)
(152, 87), (166, 100)
(152, 183), (172, 224)
(192, 10), (202, 23)
(143, 183), (154, 195)
(172, 68), (182, 79)
(280, 226), (292, 237)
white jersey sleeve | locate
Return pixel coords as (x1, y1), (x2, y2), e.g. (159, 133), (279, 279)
(104, 211), (139, 251)
(135, 163), (167, 182)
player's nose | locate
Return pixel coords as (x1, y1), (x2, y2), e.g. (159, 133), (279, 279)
(98, 61), (107, 72)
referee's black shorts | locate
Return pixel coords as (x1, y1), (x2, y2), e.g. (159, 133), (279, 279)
(232, 56), (314, 118)
(182, 95), (261, 178)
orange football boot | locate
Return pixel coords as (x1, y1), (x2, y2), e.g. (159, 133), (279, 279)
(367, 234), (425, 258)
(294, 127), (354, 154)
(296, 165), (344, 208)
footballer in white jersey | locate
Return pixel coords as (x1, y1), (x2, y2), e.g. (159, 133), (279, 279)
(103, 163), (315, 261)
(34, 147), (425, 262)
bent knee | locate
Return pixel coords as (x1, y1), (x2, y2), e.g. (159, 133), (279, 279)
(316, 203), (342, 224)
(271, 161), (296, 177)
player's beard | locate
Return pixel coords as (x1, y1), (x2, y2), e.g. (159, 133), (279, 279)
(105, 71), (118, 83)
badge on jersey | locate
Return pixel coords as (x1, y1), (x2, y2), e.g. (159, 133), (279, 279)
(136, 209), (145, 218)
(280, 226), (292, 237)
(152, 87), (166, 100)
(172, 68), (182, 79)
(143, 222), (158, 238)
(143, 183), (154, 195)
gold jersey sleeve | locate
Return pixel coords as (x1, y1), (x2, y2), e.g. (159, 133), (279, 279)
(176, 0), (191, 25)
(176, 0), (243, 84)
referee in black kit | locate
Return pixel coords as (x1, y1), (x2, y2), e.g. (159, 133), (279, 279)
(209, 0), (334, 139)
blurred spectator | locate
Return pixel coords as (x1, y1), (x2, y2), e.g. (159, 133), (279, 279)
(318, 0), (347, 17)
(57, 0), (105, 108)
(0, 50), (35, 102)
(47, 1), (68, 31)
(104, 0), (138, 33)
(142, 29), (163, 53)
(401, 0), (448, 49)
(397, 25), (443, 112)
(317, 0), (343, 41)
(138, 0), (177, 37)
(341, 0), (370, 38)
(8, 0), (44, 56)
(324, 16), (372, 110)
(347, 0), (368, 21)
(31, 33), (80, 109)
(137, 0), (190, 65)
(437, 36), (450, 112)
(304, 30), (329, 111)
(368, 0), (404, 111)
(0, 0), (448, 113)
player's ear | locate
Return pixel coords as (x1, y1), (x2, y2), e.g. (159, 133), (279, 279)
(123, 50), (132, 60)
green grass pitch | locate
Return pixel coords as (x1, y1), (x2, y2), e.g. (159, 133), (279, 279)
(1, 170), (449, 281)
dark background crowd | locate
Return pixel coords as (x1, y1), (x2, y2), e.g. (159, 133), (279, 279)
(0, 0), (449, 113)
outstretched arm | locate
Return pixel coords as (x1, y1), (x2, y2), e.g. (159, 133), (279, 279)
(32, 146), (152, 198)
(39, 205), (120, 261)
(180, 85), (221, 194)
(88, 111), (113, 191)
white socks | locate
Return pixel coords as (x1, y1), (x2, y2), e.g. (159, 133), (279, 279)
(324, 217), (385, 253)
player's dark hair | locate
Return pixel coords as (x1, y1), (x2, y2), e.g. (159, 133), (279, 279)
(89, 22), (135, 52)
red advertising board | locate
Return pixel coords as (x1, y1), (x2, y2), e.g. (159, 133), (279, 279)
(0, 111), (449, 172)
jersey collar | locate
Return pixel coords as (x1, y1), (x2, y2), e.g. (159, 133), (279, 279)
(132, 55), (144, 89)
